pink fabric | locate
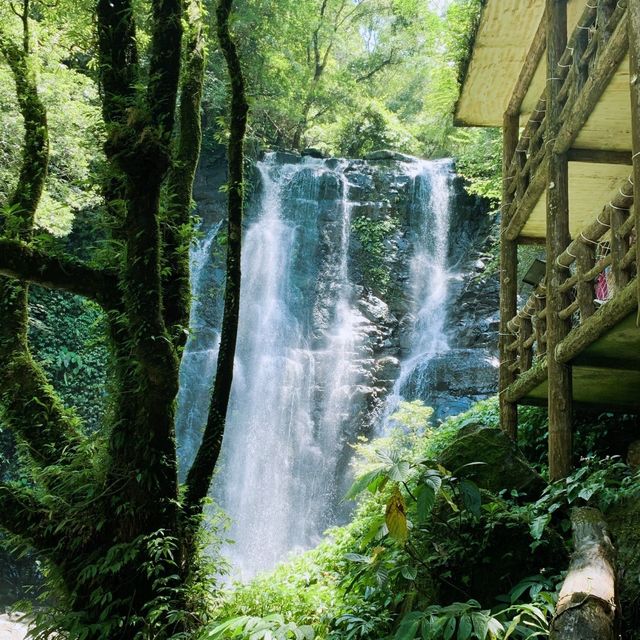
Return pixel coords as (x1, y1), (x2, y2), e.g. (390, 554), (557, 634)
(595, 271), (609, 301)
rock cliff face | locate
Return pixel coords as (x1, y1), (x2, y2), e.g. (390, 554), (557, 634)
(192, 148), (499, 427)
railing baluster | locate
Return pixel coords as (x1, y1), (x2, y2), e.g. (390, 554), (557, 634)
(611, 204), (631, 292)
(535, 294), (547, 356)
(575, 243), (596, 320)
(519, 316), (534, 372)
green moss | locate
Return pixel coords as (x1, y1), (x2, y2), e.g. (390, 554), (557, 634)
(351, 215), (399, 297)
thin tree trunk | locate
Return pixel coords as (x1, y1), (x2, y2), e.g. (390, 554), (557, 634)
(184, 0), (248, 518)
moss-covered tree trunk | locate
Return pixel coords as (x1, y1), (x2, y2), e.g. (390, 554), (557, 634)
(0, 0), (247, 636)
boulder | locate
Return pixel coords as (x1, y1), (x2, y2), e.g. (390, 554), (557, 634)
(606, 495), (640, 639)
(364, 149), (416, 162)
(437, 425), (545, 495)
(302, 147), (326, 158)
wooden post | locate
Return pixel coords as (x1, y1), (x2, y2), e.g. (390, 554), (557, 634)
(575, 243), (596, 321)
(597, 0), (616, 45)
(499, 112), (519, 440)
(546, 0), (573, 481)
(574, 18), (589, 91)
(629, 2), (640, 321)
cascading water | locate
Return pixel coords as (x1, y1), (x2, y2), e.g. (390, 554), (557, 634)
(381, 159), (453, 418)
(177, 153), (456, 579)
(216, 157), (369, 578)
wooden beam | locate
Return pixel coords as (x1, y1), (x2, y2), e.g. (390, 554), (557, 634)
(556, 179), (634, 268)
(504, 357), (548, 403)
(554, 12), (629, 154)
(500, 111), (520, 439)
(518, 235), (547, 245)
(546, 0), (572, 482)
(629, 3), (640, 320)
(556, 279), (638, 363)
(507, 11), (547, 117)
(567, 149), (633, 165)
(505, 164), (547, 241)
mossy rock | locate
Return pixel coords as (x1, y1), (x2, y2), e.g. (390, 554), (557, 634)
(606, 495), (640, 639)
(437, 424), (545, 496)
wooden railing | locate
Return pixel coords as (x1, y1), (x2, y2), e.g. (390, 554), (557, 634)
(503, 0), (628, 233)
(506, 177), (636, 377)
(501, 0), (633, 381)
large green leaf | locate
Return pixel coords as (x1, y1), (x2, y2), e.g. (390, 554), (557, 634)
(343, 467), (386, 500)
(386, 486), (408, 543)
(443, 617), (457, 640)
(457, 614), (472, 640)
(416, 484), (436, 523)
(394, 612), (423, 640)
(459, 479), (482, 517)
(530, 514), (551, 541)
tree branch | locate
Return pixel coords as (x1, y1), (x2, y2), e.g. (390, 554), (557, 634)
(0, 17), (80, 468)
(0, 349), (84, 466)
(0, 239), (119, 308)
(184, 0), (248, 513)
(147, 0), (183, 135)
(0, 484), (60, 549)
(355, 50), (397, 82)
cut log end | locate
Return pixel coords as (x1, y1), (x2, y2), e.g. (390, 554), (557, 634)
(550, 507), (618, 640)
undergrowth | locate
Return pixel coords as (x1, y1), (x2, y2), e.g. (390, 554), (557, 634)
(203, 399), (640, 640)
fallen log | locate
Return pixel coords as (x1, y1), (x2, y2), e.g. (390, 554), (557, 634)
(550, 507), (617, 640)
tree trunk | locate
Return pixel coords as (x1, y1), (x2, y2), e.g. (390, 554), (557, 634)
(550, 507), (617, 640)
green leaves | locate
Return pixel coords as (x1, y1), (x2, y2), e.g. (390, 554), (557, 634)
(343, 467), (388, 501)
(344, 448), (413, 501)
(393, 601), (509, 640)
(458, 479), (482, 518)
(206, 614), (315, 640)
(529, 514), (550, 541)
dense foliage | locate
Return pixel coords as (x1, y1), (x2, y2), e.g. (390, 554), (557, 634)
(200, 0), (501, 199)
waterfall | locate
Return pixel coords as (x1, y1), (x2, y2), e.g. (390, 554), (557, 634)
(382, 159), (453, 415)
(177, 153), (455, 579)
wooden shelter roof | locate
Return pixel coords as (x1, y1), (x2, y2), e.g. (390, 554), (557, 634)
(455, 0), (585, 127)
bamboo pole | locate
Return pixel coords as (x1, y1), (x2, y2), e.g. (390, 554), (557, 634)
(546, 0), (572, 482)
(629, 2), (640, 322)
(500, 112), (520, 439)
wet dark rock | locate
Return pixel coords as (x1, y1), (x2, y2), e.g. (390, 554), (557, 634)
(302, 148), (326, 158)
(365, 149), (416, 162)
